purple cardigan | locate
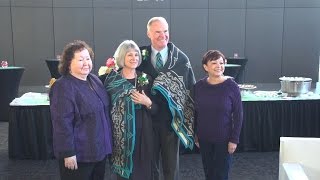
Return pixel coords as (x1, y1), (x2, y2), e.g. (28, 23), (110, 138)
(194, 77), (243, 144)
(49, 73), (112, 162)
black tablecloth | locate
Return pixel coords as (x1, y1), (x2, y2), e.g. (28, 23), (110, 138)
(238, 99), (320, 152)
(8, 105), (54, 160)
(45, 59), (61, 79)
(226, 58), (248, 83)
(224, 64), (241, 81)
(0, 67), (24, 121)
(8, 99), (320, 159)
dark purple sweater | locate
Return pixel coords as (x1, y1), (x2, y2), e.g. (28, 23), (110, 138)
(194, 77), (243, 144)
(49, 73), (112, 162)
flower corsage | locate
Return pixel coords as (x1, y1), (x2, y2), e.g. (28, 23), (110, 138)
(141, 49), (149, 61)
(137, 72), (149, 87)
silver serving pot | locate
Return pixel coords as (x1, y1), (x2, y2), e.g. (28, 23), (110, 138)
(279, 77), (312, 96)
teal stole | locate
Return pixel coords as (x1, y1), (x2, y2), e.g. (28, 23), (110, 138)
(104, 70), (136, 178)
(152, 72), (195, 150)
(151, 42), (196, 150)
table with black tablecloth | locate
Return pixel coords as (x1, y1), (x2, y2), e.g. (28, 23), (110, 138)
(0, 67), (24, 121)
(239, 98), (320, 152)
(8, 91), (320, 159)
(8, 93), (54, 160)
(224, 64), (241, 81)
(45, 59), (61, 79)
(226, 57), (248, 83)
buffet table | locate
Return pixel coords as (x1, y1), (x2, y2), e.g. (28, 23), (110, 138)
(8, 93), (54, 160)
(239, 91), (320, 151)
(8, 89), (320, 159)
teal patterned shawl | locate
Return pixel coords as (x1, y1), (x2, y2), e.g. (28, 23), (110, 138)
(151, 42), (196, 150)
(104, 70), (136, 178)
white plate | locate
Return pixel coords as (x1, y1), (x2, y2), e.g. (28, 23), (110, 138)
(238, 84), (257, 90)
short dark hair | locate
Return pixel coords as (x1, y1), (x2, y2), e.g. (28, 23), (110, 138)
(58, 40), (94, 75)
(202, 50), (226, 66)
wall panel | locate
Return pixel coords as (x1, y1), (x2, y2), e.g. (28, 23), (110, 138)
(12, 7), (54, 85)
(247, 0), (284, 8)
(133, 0), (169, 9)
(0, 0), (10, 6)
(11, 0), (52, 7)
(282, 8), (320, 81)
(0, 7), (13, 65)
(93, 0), (131, 8)
(208, 9), (246, 58)
(53, 7), (94, 57)
(53, 0), (92, 8)
(171, 0), (208, 9)
(245, 8), (283, 83)
(171, 9), (208, 80)
(93, 8), (132, 73)
(210, 0), (246, 9)
(285, 0), (320, 8)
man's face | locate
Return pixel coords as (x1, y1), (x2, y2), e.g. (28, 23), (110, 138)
(147, 20), (169, 51)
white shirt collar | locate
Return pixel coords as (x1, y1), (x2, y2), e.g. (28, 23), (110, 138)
(151, 46), (168, 61)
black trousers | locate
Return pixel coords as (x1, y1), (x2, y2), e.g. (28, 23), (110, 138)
(199, 140), (232, 180)
(152, 126), (180, 180)
(58, 157), (107, 180)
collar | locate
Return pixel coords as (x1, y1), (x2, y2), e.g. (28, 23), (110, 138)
(151, 46), (168, 59)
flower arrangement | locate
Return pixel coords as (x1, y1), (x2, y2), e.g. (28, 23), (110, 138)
(141, 49), (149, 61)
(1, 60), (8, 68)
(98, 57), (119, 76)
(137, 72), (149, 87)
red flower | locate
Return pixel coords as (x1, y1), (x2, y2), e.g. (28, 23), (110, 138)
(106, 57), (115, 68)
(98, 57), (118, 76)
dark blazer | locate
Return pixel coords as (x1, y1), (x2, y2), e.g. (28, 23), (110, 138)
(137, 45), (172, 129)
(49, 73), (113, 162)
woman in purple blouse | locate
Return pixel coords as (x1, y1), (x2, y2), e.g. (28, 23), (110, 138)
(49, 40), (113, 180)
(194, 50), (243, 180)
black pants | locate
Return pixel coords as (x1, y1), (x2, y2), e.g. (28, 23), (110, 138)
(152, 127), (180, 180)
(58, 157), (107, 180)
(199, 140), (232, 180)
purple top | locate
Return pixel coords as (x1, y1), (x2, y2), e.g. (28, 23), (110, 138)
(194, 77), (243, 144)
(49, 73), (112, 162)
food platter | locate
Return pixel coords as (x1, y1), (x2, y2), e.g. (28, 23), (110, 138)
(238, 84), (257, 90)
(253, 91), (279, 97)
